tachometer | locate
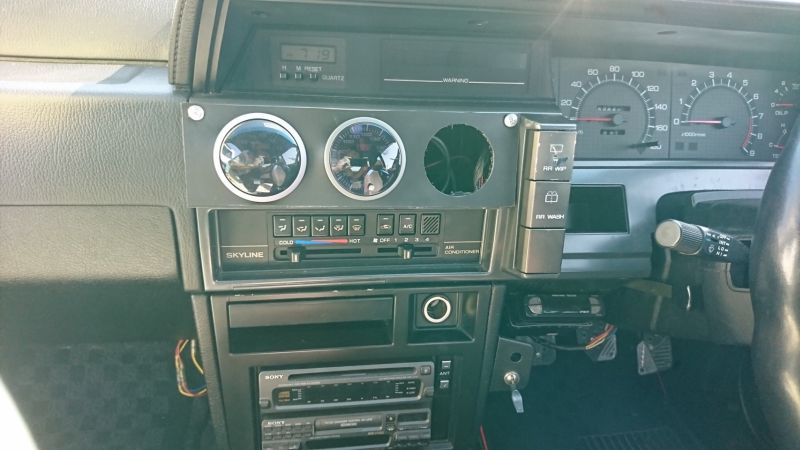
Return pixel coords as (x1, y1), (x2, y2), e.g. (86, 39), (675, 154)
(767, 79), (800, 159)
(674, 74), (762, 159)
(558, 60), (670, 159)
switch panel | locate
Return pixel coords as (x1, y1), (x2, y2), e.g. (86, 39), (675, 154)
(514, 118), (577, 275)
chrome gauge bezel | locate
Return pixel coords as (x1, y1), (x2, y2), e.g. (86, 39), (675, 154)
(212, 113), (308, 203)
(323, 117), (407, 201)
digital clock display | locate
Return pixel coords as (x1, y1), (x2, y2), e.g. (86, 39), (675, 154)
(280, 44), (336, 63)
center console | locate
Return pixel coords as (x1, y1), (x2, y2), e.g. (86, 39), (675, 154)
(197, 285), (503, 450)
(182, 89), (565, 448)
(184, 73), (576, 450)
(181, 2), (581, 449)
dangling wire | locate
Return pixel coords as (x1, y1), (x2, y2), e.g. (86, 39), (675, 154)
(190, 339), (205, 375)
(175, 339), (207, 398)
(585, 324), (617, 350)
(480, 424), (490, 450)
(530, 324), (617, 352)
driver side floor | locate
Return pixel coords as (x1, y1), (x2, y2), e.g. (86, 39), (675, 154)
(483, 337), (759, 450)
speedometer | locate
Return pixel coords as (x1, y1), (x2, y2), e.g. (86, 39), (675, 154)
(571, 74), (656, 147)
(558, 59), (670, 159)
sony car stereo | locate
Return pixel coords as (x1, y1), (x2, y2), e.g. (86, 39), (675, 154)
(257, 362), (447, 450)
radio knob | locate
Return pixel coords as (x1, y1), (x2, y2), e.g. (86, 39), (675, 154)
(422, 295), (452, 324)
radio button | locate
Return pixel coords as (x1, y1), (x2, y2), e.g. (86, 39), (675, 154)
(330, 216), (347, 236)
(292, 216), (310, 236)
(439, 379), (450, 390)
(398, 214), (416, 235)
(348, 215), (365, 235)
(293, 72), (303, 80)
(273, 216), (292, 237)
(377, 214), (394, 235)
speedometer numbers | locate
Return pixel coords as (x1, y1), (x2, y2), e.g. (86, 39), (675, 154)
(559, 61), (670, 159)
(673, 70), (762, 160)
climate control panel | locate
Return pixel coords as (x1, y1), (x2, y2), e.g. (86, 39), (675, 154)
(208, 209), (486, 279)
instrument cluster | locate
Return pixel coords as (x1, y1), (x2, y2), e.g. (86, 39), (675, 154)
(556, 58), (798, 161)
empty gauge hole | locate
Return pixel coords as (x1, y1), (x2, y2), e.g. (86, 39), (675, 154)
(424, 124), (493, 196)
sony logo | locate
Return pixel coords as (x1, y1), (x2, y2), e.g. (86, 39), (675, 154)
(263, 374), (285, 380)
(225, 251), (265, 259)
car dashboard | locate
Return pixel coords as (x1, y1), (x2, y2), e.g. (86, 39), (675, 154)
(182, 0), (792, 293)
(2, 1), (799, 450)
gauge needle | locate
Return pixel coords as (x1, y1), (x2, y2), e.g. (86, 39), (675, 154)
(574, 114), (627, 126)
(629, 141), (660, 149)
(773, 103), (796, 109)
(574, 117), (614, 122)
(682, 117), (735, 128)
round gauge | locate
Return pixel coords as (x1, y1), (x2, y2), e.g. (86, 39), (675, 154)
(324, 117), (406, 200)
(213, 113), (307, 202)
(569, 74), (660, 156)
(678, 77), (760, 158)
(767, 79), (800, 159)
